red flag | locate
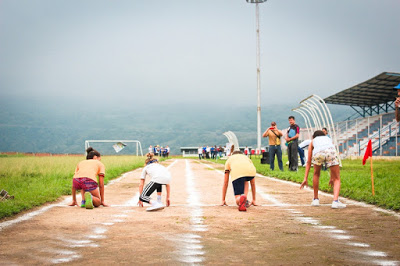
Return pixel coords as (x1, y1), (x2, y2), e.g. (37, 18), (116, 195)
(362, 140), (372, 165)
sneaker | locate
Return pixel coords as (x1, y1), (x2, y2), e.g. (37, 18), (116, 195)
(80, 200), (86, 208)
(85, 192), (93, 209)
(311, 199), (320, 207)
(239, 195), (247, 212)
(331, 200), (346, 209)
(146, 201), (165, 212)
(245, 200), (251, 208)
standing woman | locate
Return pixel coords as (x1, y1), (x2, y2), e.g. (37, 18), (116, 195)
(68, 147), (109, 209)
(300, 130), (346, 209)
(138, 153), (171, 211)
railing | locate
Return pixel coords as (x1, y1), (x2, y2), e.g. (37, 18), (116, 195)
(334, 111), (398, 157)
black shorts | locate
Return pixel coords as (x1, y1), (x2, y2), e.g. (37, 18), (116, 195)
(232, 176), (254, 196)
(139, 181), (163, 203)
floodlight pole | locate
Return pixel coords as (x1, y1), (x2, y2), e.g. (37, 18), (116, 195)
(247, 0), (267, 153)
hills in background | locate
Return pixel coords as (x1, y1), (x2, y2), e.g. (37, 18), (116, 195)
(0, 100), (353, 155)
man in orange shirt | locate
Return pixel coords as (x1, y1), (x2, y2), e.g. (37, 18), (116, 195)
(68, 147), (109, 209)
(262, 121), (283, 171)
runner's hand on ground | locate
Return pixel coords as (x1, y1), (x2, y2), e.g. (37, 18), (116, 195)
(221, 200), (227, 206)
(166, 198), (170, 207)
(137, 200), (143, 207)
(300, 179), (308, 189)
(251, 200), (258, 206)
(101, 201), (110, 207)
(68, 201), (78, 207)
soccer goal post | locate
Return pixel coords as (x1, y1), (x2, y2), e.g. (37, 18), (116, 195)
(85, 140), (143, 156)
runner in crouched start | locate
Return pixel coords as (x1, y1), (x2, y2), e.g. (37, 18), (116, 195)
(221, 146), (257, 211)
(68, 147), (109, 209)
(138, 153), (171, 211)
(300, 130), (346, 209)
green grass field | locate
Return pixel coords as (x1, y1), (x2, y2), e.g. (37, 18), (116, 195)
(0, 155), (145, 219)
(210, 156), (400, 211)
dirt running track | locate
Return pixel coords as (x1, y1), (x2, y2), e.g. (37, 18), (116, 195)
(1, 159), (399, 265)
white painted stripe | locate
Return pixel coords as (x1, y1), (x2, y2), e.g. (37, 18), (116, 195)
(0, 205), (55, 231)
(347, 242), (370, 248)
(371, 260), (399, 266)
(252, 173), (400, 219)
(51, 254), (81, 264)
(173, 159), (206, 264)
(359, 250), (387, 257)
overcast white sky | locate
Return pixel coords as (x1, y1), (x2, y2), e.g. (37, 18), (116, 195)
(0, 0), (399, 108)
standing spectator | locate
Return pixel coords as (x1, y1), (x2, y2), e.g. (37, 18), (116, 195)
(395, 83), (400, 122)
(298, 139), (311, 167)
(198, 146), (203, 160)
(225, 145), (231, 157)
(262, 122), (283, 171)
(210, 146), (215, 159)
(285, 116), (300, 171)
(206, 146), (211, 159)
(148, 145), (153, 154)
(166, 145), (170, 158)
(218, 146), (223, 158)
(244, 146), (249, 157)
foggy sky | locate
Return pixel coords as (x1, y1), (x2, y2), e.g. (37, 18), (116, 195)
(1, 0), (399, 108)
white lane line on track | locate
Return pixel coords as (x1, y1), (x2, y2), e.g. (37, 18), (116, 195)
(173, 159), (207, 264)
(201, 161), (399, 266)
(0, 167), (143, 232)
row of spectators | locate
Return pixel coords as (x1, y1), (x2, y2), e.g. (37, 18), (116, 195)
(148, 145), (170, 158)
(197, 145), (228, 159)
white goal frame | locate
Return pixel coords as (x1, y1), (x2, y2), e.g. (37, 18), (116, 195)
(85, 140), (143, 156)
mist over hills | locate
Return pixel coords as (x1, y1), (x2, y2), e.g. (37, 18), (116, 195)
(0, 99), (352, 155)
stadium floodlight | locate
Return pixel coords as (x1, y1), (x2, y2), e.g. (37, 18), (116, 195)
(246, 0), (267, 153)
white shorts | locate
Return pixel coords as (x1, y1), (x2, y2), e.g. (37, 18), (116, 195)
(312, 147), (339, 168)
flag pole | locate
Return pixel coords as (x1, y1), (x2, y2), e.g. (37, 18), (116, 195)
(370, 156), (375, 196)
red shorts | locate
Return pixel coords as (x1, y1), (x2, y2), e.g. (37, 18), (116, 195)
(73, 178), (98, 192)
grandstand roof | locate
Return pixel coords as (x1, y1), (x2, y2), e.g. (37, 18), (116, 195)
(324, 72), (400, 107)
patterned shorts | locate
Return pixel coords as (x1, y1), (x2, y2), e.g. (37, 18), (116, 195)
(312, 147), (339, 168)
(73, 178), (98, 192)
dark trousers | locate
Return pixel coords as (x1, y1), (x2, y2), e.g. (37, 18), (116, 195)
(269, 145), (283, 171)
(298, 147), (305, 166)
(288, 140), (298, 171)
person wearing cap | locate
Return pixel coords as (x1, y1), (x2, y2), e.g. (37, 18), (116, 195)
(262, 122), (283, 171)
(394, 83), (400, 122)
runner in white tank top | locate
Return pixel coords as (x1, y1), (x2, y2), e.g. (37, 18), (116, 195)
(300, 130), (346, 209)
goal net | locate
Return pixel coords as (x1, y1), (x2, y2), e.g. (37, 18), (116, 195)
(84, 140), (143, 156)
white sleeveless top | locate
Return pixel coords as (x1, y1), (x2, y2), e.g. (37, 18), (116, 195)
(312, 136), (334, 155)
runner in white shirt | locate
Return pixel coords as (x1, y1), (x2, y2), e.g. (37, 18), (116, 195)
(138, 153), (171, 211)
